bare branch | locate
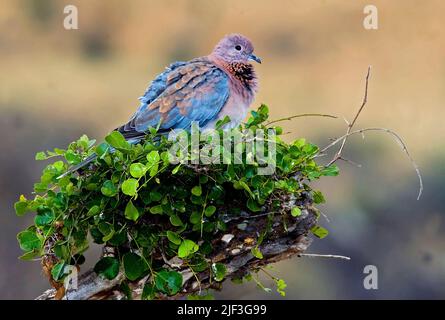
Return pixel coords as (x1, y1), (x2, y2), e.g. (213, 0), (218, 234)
(321, 127), (423, 200)
(298, 253), (351, 260)
(326, 66), (371, 166)
(338, 156), (362, 168)
(265, 113), (338, 127)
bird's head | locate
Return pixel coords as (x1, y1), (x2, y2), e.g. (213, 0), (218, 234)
(211, 34), (261, 65)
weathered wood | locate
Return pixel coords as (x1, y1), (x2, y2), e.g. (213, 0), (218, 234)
(36, 204), (317, 300)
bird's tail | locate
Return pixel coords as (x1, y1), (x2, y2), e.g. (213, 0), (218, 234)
(57, 153), (98, 179)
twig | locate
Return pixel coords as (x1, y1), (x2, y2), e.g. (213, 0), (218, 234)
(326, 66), (371, 167)
(338, 156), (362, 168)
(320, 66), (422, 200)
(321, 127), (423, 200)
(265, 113), (337, 127)
(298, 253), (351, 260)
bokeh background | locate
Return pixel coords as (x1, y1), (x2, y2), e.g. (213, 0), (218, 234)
(1, 0), (444, 299)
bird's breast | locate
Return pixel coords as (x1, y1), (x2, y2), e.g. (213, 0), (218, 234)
(203, 87), (251, 130)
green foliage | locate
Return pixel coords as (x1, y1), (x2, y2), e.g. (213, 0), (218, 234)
(94, 257), (120, 280)
(212, 263), (227, 282)
(15, 105), (337, 299)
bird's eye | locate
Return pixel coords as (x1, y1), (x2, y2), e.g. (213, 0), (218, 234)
(235, 45), (242, 51)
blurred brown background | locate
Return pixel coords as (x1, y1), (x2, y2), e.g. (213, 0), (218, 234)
(1, 0), (444, 299)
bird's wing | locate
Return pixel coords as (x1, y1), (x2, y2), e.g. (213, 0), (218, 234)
(118, 59), (230, 140)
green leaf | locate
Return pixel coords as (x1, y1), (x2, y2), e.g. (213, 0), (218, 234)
(251, 247), (263, 259)
(178, 239), (199, 258)
(191, 185), (202, 197)
(51, 262), (67, 281)
(98, 222), (115, 242)
(65, 150), (81, 165)
(247, 199), (262, 212)
(150, 205), (164, 214)
(94, 257), (120, 280)
(215, 115), (231, 129)
(95, 142), (109, 158)
(291, 207), (302, 217)
(19, 249), (41, 261)
(105, 131), (130, 150)
(321, 164), (340, 177)
(199, 175), (209, 184)
(189, 211), (201, 224)
(108, 231), (127, 246)
(101, 180), (118, 197)
(212, 263), (227, 282)
(123, 252), (149, 281)
(98, 222), (113, 236)
(54, 244), (69, 260)
(313, 190), (326, 204)
(276, 278), (287, 297)
(204, 205), (216, 217)
(120, 281), (132, 300)
(258, 104), (269, 117)
(17, 231), (41, 252)
(311, 225), (329, 239)
(87, 205), (100, 217)
(234, 180), (254, 198)
(172, 164), (181, 175)
(166, 231), (182, 245)
(155, 270), (183, 295)
(150, 191), (162, 202)
(14, 198), (29, 216)
(146, 150), (160, 163)
(121, 179), (139, 196)
(141, 282), (156, 300)
(34, 207), (55, 226)
(169, 214), (183, 226)
(125, 200), (140, 221)
(146, 151), (160, 177)
(130, 163), (146, 178)
(34, 182), (48, 193)
(35, 151), (48, 160)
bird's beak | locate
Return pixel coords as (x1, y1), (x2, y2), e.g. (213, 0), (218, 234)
(249, 53), (262, 64)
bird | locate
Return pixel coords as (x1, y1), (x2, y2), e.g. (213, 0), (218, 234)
(60, 34), (261, 177)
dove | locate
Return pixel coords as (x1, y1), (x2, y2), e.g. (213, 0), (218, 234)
(60, 34), (261, 177)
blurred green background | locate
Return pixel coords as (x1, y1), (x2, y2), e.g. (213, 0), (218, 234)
(1, 0), (444, 299)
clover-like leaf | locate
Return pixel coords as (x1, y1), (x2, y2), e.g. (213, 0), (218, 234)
(123, 252), (149, 281)
(310, 225), (329, 239)
(291, 207), (301, 217)
(166, 231), (182, 245)
(155, 270), (183, 295)
(212, 263), (227, 282)
(121, 179), (139, 196)
(105, 131), (130, 150)
(178, 239), (199, 258)
(101, 180), (118, 197)
(17, 231), (41, 252)
(130, 163), (146, 178)
(125, 200), (140, 221)
(94, 257), (120, 280)
(191, 185), (202, 197)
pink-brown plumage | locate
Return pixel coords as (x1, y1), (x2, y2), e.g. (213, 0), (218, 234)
(205, 34), (260, 129)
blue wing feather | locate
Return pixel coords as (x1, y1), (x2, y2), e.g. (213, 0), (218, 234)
(118, 59), (230, 138)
